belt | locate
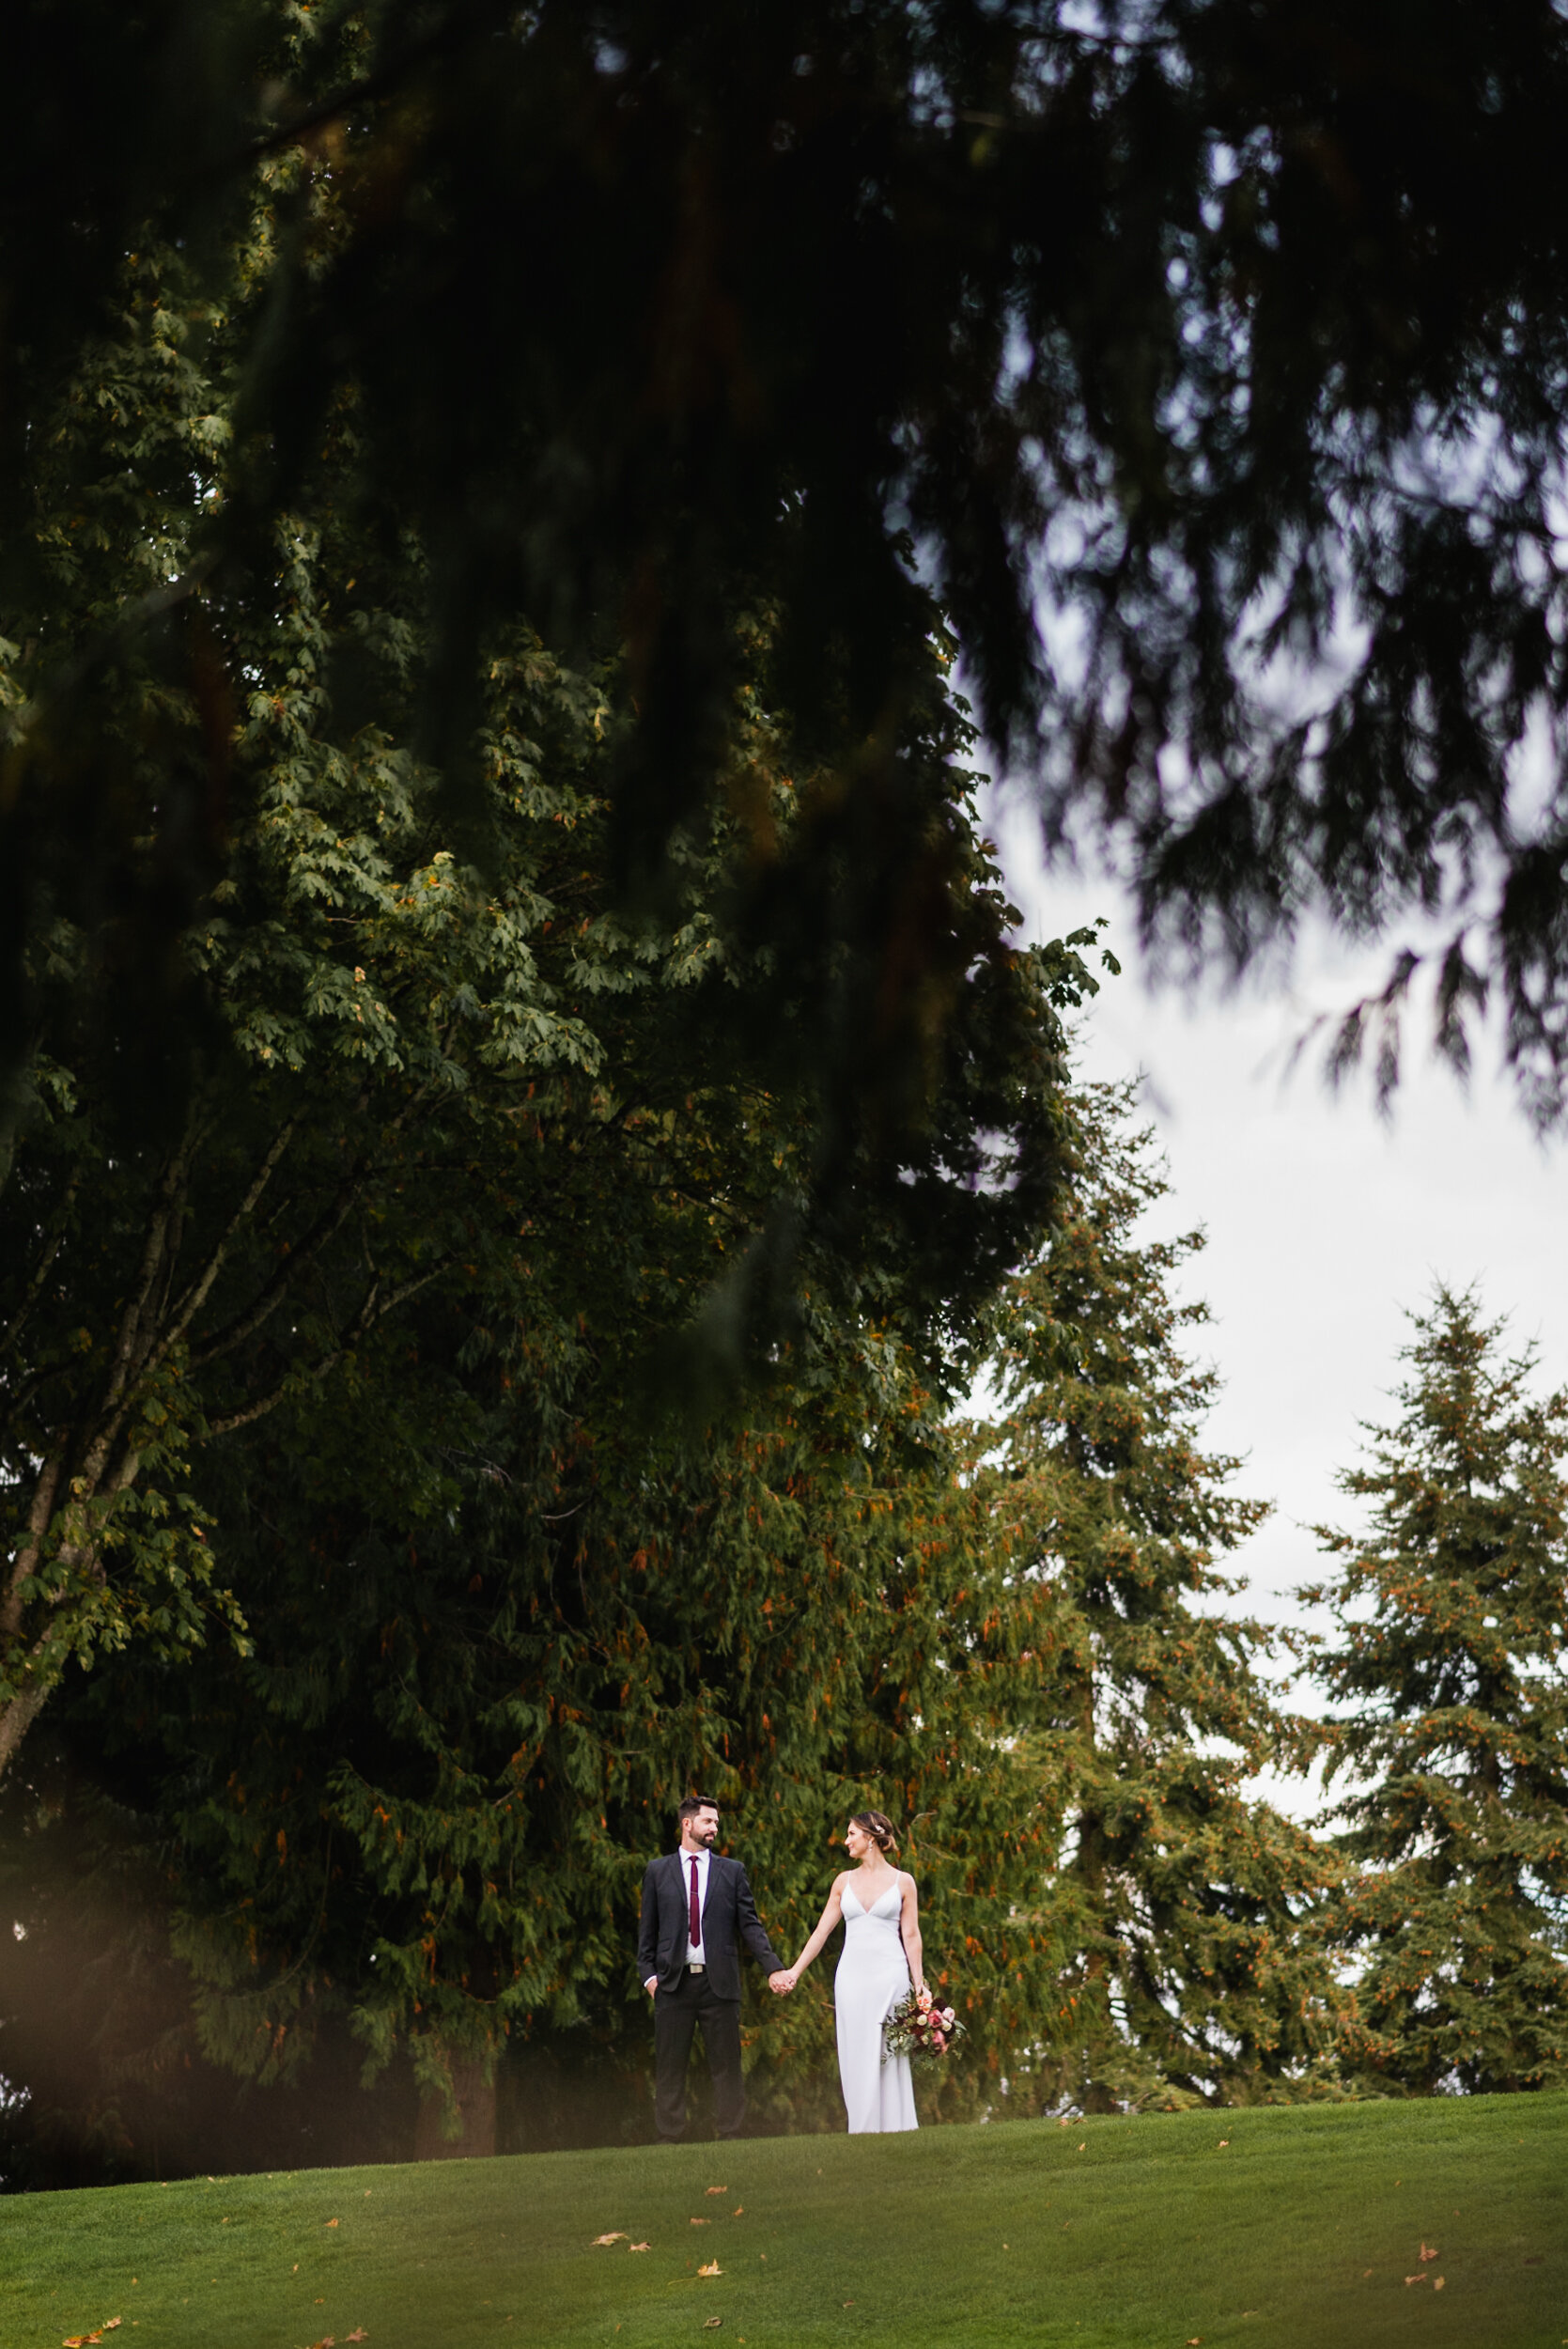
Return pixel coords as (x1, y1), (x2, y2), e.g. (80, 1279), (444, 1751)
(686, 1961), (706, 1974)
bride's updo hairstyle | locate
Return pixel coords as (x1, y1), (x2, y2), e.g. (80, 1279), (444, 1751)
(851, 1810), (900, 1855)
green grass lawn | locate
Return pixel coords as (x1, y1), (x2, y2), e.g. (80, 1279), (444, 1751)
(0, 2094), (1563, 2349)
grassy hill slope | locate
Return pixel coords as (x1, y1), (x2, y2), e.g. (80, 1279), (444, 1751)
(0, 2093), (1562, 2349)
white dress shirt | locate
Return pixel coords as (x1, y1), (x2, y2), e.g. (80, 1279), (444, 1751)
(680, 1844), (711, 1965)
(644, 1843), (714, 1991)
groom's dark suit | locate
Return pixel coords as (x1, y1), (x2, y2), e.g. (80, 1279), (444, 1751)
(638, 1850), (783, 2139)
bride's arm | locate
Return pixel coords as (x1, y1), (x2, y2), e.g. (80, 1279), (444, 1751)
(782, 1876), (846, 1987)
(898, 1874), (925, 1992)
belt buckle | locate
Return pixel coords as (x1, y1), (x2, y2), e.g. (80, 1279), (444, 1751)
(688, 1962), (706, 1974)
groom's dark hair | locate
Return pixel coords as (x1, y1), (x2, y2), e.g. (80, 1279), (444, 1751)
(677, 1794), (718, 1822)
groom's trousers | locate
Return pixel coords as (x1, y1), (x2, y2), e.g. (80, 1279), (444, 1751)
(654, 1968), (746, 2140)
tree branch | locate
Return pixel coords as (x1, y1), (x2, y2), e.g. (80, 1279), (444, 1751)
(0, 1453), (63, 1644)
(98, 1109), (205, 1419)
(188, 1169), (364, 1372)
(149, 1119), (299, 1375)
(204, 1260), (448, 1439)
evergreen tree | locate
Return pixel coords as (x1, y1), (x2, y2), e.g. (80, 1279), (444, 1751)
(7, 1285), (1064, 2164)
(981, 1082), (1341, 2113)
(1305, 1285), (1568, 2095)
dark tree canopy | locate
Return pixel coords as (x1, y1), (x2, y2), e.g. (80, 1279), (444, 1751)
(9, 1), (1568, 1105)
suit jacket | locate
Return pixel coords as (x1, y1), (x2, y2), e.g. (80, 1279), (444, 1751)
(638, 1850), (783, 2000)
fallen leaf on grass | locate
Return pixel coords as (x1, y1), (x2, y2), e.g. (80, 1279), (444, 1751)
(345, 2333), (369, 2342)
(1077, 2141), (1086, 2152)
(629, 2243), (651, 2253)
(62, 2334), (101, 2346)
(731, 2207), (744, 2217)
(1405, 2274), (1429, 2287)
(592, 2233), (629, 2247)
(703, 2321), (723, 2331)
(1363, 2271), (1374, 2279)
(1433, 2279), (1445, 2292)
(706, 2186), (729, 2196)
(1217, 2139), (1229, 2149)
(1420, 2242), (1438, 2263)
(697, 2261), (722, 2278)
(690, 2217), (711, 2226)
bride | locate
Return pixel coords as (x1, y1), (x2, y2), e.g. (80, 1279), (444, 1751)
(780, 1810), (923, 2134)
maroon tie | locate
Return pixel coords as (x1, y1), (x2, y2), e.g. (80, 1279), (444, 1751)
(689, 1858), (702, 1952)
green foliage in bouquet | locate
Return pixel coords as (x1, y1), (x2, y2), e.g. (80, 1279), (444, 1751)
(884, 1984), (967, 2067)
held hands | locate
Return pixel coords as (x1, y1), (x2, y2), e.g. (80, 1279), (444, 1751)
(645, 1971), (797, 1995)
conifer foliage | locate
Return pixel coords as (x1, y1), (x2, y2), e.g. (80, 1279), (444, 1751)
(982, 1084), (1339, 2112)
(1306, 1286), (1568, 2095)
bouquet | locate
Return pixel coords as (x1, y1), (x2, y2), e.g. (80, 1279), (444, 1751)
(883, 1983), (965, 2066)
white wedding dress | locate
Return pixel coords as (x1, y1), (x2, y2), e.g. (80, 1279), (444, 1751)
(834, 1878), (918, 2134)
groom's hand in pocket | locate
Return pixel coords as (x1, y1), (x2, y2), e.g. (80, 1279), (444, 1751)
(644, 1976), (659, 1997)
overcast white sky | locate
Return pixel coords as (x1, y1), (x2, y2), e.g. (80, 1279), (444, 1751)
(985, 787), (1568, 1673)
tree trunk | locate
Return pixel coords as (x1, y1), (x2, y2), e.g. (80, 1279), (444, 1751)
(414, 2054), (497, 2162)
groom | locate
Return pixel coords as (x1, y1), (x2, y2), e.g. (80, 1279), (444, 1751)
(638, 1795), (790, 2141)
